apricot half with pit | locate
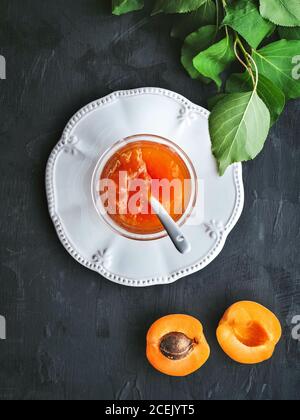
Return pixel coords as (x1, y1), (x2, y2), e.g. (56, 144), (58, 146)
(217, 301), (282, 365)
(146, 314), (210, 377)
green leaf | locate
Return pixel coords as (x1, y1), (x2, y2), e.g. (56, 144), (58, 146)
(209, 92), (270, 175)
(171, 0), (216, 40)
(226, 73), (285, 126)
(207, 94), (228, 110)
(252, 40), (300, 100)
(181, 25), (217, 80)
(223, 0), (274, 49)
(193, 37), (235, 88)
(260, 0), (300, 27)
(153, 0), (207, 15)
(278, 27), (300, 40)
(112, 0), (144, 15)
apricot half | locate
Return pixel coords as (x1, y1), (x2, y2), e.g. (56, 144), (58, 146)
(146, 314), (210, 377)
(217, 301), (282, 364)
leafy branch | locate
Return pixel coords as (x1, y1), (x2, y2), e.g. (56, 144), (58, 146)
(112, 0), (300, 175)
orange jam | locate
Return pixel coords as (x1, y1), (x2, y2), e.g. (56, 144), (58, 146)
(100, 140), (192, 235)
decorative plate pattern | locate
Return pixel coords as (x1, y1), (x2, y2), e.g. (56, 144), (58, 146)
(46, 88), (244, 287)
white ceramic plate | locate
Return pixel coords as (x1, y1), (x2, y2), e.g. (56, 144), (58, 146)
(46, 88), (244, 287)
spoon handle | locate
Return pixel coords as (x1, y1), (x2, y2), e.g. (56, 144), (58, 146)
(150, 197), (191, 255)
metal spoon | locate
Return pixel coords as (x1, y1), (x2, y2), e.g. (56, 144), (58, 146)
(150, 196), (191, 255)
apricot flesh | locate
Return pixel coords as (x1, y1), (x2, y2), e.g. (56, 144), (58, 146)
(217, 301), (282, 364)
(147, 314), (210, 377)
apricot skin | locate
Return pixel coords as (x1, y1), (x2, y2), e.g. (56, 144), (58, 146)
(217, 301), (282, 365)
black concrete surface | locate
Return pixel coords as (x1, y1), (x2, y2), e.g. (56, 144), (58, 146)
(0, 0), (299, 400)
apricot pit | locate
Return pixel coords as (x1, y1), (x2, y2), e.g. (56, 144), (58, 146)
(160, 332), (195, 361)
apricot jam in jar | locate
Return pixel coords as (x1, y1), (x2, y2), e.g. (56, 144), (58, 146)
(92, 135), (197, 240)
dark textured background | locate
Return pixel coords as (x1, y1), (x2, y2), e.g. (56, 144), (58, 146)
(0, 0), (299, 401)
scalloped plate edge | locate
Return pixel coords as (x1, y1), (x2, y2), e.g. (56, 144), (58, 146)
(46, 87), (244, 287)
